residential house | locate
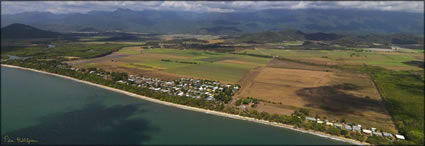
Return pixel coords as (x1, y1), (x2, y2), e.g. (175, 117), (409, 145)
(395, 134), (405, 140)
(352, 125), (361, 132)
(305, 117), (316, 121)
(362, 129), (372, 135)
(383, 132), (393, 138)
(344, 125), (352, 130)
(373, 131), (383, 136)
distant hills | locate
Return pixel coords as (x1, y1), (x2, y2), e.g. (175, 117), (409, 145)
(235, 29), (424, 49)
(1, 8), (424, 35)
(1, 23), (423, 50)
(1, 23), (61, 39)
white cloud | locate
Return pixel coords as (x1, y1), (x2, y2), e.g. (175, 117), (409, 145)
(1, 1), (423, 15)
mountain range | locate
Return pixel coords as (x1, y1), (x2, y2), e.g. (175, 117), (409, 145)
(1, 23), (61, 39)
(2, 8), (424, 35)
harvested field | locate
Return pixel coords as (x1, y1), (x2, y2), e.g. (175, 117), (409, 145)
(207, 39), (225, 44)
(236, 67), (335, 103)
(236, 59), (396, 132)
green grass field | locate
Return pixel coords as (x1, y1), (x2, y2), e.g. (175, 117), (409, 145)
(238, 49), (423, 70)
(79, 36), (112, 41)
(165, 62), (255, 83)
(117, 47), (143, 55)
(113, 48), (272, 83)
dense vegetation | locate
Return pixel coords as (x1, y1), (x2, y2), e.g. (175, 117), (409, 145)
(6, 43), (131, 58)
(235, 29), (424, 49)
(1, 23), (61, 39)
(340, 65), (424, 145)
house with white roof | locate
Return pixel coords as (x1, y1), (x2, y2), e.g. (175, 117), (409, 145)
(352, 125), (361, 132)
(373, 131), (383, 136)
(362, 129), (372, 135)
(383, 132), (393, 138)
(177, 92), (184, 96)
(344, 125), (352, 130)
(395, 134), (405, 140)
(206, 96), (215, 101)
(305, 117), (316, 121)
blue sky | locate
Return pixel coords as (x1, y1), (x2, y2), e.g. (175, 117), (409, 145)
(1, 1), (424, 14)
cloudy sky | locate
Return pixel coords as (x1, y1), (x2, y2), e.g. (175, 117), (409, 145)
(1, 1), (424, 14)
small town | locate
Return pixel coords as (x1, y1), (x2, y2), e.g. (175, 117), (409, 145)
(69, 66), (239, 102)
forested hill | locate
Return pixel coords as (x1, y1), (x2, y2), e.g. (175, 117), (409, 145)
(1, 8), (423, 35)
(1, 23), (61, 39)
(235, 29), (424, 47)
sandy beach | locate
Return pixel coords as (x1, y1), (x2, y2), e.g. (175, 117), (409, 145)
(1, 64), (368, 145)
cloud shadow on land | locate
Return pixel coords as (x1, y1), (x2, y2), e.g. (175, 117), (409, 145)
(296, 83), (388, 116)
(1, 102), (159, 145)
(403, 60), (424, 69)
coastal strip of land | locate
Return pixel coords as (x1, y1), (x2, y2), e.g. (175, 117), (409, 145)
(1, 64), (368, 145)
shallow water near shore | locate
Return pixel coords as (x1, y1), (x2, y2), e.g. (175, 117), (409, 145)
(1, 66), (349, 145)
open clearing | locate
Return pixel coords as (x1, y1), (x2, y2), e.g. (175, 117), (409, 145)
(236, 59), (396, 132)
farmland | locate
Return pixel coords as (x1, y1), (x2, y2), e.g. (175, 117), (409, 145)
(70, 47), (272, 83)
(237, 48), (424, 71)
(235, 59), (396, 133)
(65, 43), (402, 132)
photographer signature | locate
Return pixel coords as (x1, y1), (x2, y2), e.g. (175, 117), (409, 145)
(3, 136), (38, 144)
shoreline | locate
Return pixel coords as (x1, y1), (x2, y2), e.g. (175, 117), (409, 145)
(1, 64), (368, 145)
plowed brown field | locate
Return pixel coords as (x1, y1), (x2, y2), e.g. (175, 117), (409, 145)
(236, 59), (397, 132)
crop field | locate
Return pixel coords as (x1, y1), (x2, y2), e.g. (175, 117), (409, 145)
(71, 47), (272, 83)
(237, 49), (424, 71)
(236, 59), (396, 132)
(79, 36), (112, 41)
(266, 41), (304, 46)
(79, 41), (146, 45)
